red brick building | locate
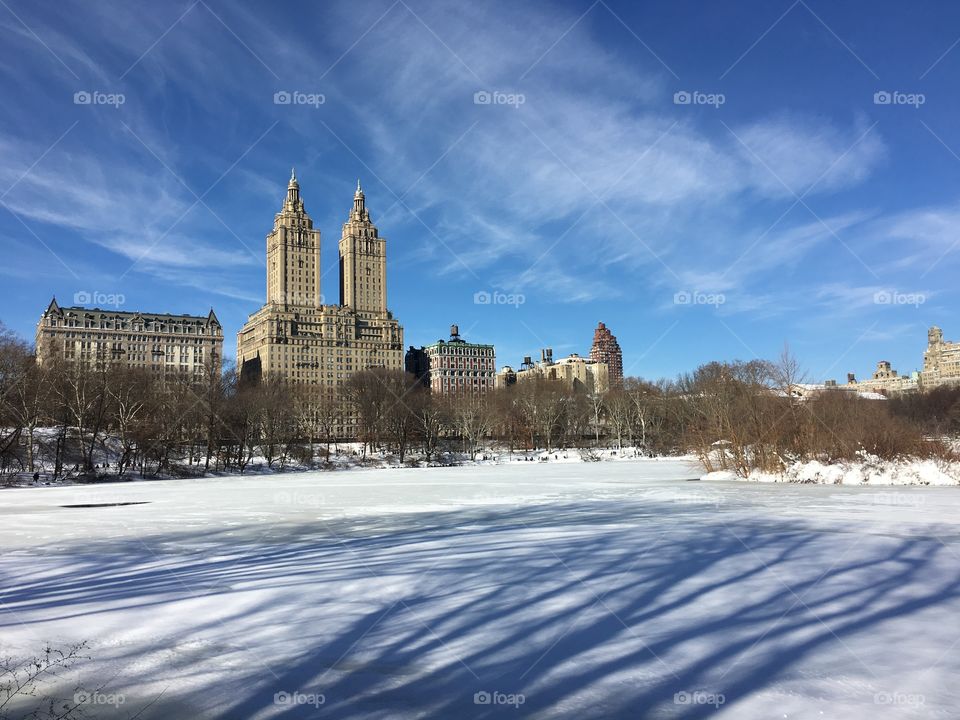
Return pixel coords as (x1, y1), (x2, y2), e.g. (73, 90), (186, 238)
(589, 322), (623, 385)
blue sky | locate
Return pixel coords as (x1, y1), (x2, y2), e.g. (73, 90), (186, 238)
(1, 0), (959, 383)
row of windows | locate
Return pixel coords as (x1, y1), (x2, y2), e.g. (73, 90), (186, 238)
(51, 332), (214, 344)
(70, 339), (207, 353)
(63, 352), (210, 371)
(269, 366), (351, 380)
(432, 360), (495, 371)
(435, 376), (493, 383)
(48, 320), (216, 334)
(428, 347), (494, 357)
(434, 377), (493, 391)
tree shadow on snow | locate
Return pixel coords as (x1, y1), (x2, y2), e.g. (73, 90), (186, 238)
(1, 499), (958, 719)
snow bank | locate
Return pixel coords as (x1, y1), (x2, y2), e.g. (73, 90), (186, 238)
(702, 456), (960, 486)
(700, 470), (739, 482)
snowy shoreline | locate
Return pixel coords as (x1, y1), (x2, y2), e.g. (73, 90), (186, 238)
(7, 445), (959, 490)
(702, 456), (960, 486)
(1, 446), (685, 489)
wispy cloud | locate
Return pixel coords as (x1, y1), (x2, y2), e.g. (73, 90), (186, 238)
(871, 203), (960, 271)
(0, 0), (953, 379)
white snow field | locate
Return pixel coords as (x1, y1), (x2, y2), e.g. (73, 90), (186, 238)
(2, 459), (959, 719)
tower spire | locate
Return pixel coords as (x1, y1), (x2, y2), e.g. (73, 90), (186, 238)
(353, 179), (366, 217)
(284, 168), (302, 211)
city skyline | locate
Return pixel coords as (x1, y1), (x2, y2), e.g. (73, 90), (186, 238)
(19, 169), (957, 387)
(3, 1), (960, 383)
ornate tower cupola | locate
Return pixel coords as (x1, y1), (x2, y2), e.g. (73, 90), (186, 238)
(351, 179), (370, 222)
(284, 167), (304, 214)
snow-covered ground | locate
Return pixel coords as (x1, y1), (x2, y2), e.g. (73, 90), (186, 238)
(2, 459), (959, 718)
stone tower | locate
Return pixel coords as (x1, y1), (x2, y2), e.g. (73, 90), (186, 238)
(237, 173), (404, 420)
(339, 180), (387, 315)
(267, 169), (322, 308)
(923, 325), (947, 383)
(590, 321), (623, 385)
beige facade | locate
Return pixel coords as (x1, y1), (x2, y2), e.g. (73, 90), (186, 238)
(832, 325), (960, 396)
(237, 172), (403, 396)
(844, 361), (919, 395)
(921, 326), (960, 389)
(339, 180), (388, 315)
(497, 350), (609, 394)
(36, 299), (223, 377)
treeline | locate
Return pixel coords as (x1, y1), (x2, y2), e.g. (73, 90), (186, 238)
(1, 324), (957, 479)
(0, 326), (685, 478)
(681, 356), (960, 475)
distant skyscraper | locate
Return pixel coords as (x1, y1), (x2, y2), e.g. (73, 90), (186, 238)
(590, 322), (623, 385)
(236, 172), (404, 395)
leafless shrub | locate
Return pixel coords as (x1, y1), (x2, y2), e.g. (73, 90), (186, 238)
(578, 446), (603, 462)
(0, 641), (89, 719)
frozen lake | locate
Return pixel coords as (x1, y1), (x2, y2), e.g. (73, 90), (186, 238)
(1, 458), (958, 718)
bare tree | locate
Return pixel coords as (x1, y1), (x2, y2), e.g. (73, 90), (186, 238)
(0, 330), (45, 473)
(412, 388), (448, 462)
(256, 378), (296, 469)
(108, 366), (148, 477)
(586, 388), (606, 446)
(380, 371), (421, 462)
(604, 386), (633, 450)
(451, 393), (494, 459)
(345, 369), (393, 457)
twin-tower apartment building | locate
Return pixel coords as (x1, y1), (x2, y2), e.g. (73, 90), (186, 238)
(236, 171), (404, 388)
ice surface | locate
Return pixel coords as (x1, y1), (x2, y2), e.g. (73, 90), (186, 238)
(1, 459), (958, 718)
